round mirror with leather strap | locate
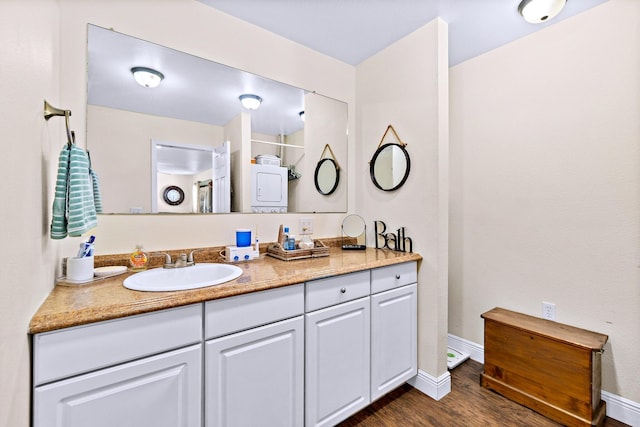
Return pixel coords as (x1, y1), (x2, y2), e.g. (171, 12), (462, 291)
(314, 158), (340, 195)
(369, 142), (411, 192)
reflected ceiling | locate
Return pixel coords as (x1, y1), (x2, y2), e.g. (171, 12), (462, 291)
(87, 25), (305, 136)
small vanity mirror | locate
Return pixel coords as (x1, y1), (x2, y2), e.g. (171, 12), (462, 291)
(342, 214), (366, 250)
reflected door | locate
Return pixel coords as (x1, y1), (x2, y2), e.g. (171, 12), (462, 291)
(213, 140), (230, 213)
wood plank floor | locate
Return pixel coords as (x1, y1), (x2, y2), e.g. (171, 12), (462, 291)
(339, 360), (629, 427)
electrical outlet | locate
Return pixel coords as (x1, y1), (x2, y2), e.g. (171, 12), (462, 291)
(542, 302), (556, 320)
(299, 218), (313, 235)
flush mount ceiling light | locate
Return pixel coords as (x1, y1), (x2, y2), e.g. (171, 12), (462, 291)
(299, 111), (305, 121)
(131, 67), (164, 88)
(518, 0), (567, 24)
(239, 94), (262, 110)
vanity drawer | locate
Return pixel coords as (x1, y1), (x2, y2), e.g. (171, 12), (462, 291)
(205, 283), (304, 340)
(371, 261), (417, 294)
(33, 304), (202, 386)
(305, 270), (370, 312)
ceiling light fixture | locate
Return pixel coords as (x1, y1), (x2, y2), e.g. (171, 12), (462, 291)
(299, 111), (305, 121)
(518, 0), (567, 24)
(131, 67), (164, 88)
(239, 94), (262, 110)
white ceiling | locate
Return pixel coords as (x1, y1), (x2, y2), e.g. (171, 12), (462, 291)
(198, 0), (609, 66)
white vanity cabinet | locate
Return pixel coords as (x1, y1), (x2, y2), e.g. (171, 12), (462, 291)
(31, 258), (418, 427)
(305, 261), (417, 426)
(204, 284), (305, 427)
(370, 262), (418, 401)
(32, 304), (203, 427)
(305, 271), (372, 427)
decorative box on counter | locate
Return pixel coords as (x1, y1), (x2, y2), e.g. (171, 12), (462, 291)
(266, 240), (329, 261)
(481, 307), (608, 427)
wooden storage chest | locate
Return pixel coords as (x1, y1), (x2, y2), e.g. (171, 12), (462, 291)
(481, 307), (608, 427)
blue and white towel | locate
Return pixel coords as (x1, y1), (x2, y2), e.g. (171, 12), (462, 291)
(50, 145), (102, 239)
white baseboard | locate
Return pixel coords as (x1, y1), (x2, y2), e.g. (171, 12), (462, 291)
(408, 370), (451, 401)
(601, 390), (640, 427)
(447, 333), (640, 426)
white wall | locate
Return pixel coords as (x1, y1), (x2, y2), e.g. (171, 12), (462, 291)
(356, 19), (450, 377)
(0, 1), (355, 423)
(0, 1), (61, 426)
(449, 0), (640, 403)
(291, 93), (348, 213)
(88, 105), (224, 213)
(58, 0), (356, 256)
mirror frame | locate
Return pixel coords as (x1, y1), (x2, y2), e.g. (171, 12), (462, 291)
(341, 213), (366, 249)
(314, 158), (340, 196)
(369, 142), (411, 192)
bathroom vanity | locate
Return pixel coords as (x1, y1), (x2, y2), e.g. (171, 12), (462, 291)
(30, 247), (420, 427)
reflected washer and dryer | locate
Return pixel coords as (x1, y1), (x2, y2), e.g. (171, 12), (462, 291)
(251, 165), (288, 213)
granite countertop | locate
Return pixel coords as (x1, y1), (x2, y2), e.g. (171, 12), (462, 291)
(30, 245), (421, 334)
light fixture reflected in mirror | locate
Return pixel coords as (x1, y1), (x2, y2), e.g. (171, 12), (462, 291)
(299, 111), (305, 121)
(131, 66), (164, 88)
(239, 94), (262, 110)
(518, 0), (566, 24)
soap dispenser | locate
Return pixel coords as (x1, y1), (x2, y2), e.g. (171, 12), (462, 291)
(130, 244), (149, 271)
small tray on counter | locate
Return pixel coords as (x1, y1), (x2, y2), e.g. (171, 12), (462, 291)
(57, 267), (129, 286)
(266, 239), (329, 261)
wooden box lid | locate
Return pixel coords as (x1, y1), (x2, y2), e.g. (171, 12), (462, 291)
(481, 307), (608, 351)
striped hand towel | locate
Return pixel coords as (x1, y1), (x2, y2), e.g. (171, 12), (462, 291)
(91, 169), (103, 214)
(50, 146), (99, 239)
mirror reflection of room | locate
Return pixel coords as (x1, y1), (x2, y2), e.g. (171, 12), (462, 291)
(86, 24), (347, 215)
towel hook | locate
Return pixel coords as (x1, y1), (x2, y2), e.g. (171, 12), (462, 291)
(44, 100), (74, 147)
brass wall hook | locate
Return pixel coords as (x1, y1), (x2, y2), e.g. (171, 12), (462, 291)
(43, 100), (71, 121)
(44, 100), (74, 146)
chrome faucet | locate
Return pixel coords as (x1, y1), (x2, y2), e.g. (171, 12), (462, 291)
(159, 250), (202, 269)
(173, 253), (189, 268)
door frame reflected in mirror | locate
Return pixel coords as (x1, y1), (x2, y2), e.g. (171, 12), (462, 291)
(151, 140), (220, 213)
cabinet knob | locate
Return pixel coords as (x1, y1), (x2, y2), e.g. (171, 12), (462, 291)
(395, 274), (401, 280)
(340, 287), (346, 293)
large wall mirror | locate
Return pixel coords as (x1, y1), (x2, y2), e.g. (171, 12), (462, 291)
(87, 24), (348, 214)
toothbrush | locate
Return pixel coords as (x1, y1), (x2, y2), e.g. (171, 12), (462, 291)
(77, 236), (96, 258)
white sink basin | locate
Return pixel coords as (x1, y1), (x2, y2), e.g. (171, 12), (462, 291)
(123, 263), (243, 292)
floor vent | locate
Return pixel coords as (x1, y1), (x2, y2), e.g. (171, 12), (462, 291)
(447, 347), (470, 369)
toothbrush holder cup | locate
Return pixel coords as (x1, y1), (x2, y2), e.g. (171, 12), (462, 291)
(66, 256), (95, 282)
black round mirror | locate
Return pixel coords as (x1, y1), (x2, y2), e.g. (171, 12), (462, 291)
(369, 143), (410, 191)
(314, 158), (340, 195)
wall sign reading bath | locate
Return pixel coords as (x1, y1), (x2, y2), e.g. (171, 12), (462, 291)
(374, 221), (413, 253)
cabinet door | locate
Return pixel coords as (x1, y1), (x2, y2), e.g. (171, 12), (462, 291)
(371, 283), (417, 401)
(205, 316), (304, 427)
(305, 297), (371, 427)
(34, 344), (201, 427)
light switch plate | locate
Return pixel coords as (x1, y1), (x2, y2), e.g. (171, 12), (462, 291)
(299, 218), (313, 235)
